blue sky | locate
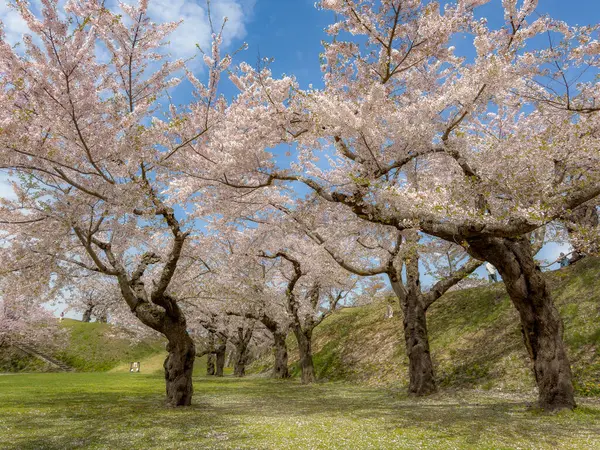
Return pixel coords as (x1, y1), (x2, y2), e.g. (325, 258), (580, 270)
(210, 0), (600, 94)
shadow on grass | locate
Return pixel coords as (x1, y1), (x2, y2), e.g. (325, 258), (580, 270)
(1, 374), (600, 449)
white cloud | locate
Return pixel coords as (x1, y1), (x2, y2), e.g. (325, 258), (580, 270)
(119, 0), (255, 66)
(0, 1), (30, 45)
(1, 0), (255, 64)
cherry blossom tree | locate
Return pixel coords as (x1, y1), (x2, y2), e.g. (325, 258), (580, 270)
(194, 312), (229, 377)
(232, 222), (358, 384)
(280, 199), (481, 395)
(0, 0), (257, 406)
(0, 226), (65, 351)
(2, 0), (599, 414)
(61, 275), (119, 323)
(0, 295), (61, 350)
(228, 317), (255, 377)
(227, 297), (292, 379)
(186, 219), (358, 383)
(179, 227), (293, 379)
(225, 0), (600, 410)
(221, 254), (292, 379)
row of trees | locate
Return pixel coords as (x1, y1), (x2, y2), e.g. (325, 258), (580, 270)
(1, 0), (599, 411)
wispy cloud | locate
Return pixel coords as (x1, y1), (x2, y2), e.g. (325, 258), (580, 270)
(0, 1), (30, 45)
(1, 0), (255, 64)
(117, 0), (256, 66)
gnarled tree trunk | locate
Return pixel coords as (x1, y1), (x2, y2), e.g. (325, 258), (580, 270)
(390, 241), (436, 397)
(272, 331), (290, 379)
(293, 327), (315, 384)
(163, 320), (195, 407)
(257, 314), (290, 379)
(206, 333), (215, 375)
(206, 354), (216, 375)
(467, 236), (575, 411)
(232, 326), (253, 378)
(233, 350), (248, 377)
(388, 236), (436, 396)
(215, 336), (227, 377)
(401, 294), (436, 396)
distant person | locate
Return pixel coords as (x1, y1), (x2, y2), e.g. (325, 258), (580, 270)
(59, 311), (64, 322)
(385, 303), (394, 319)
(558, 252), (570, 268)
(485, 262), (498, 283)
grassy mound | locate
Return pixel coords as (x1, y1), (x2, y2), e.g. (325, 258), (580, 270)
(53, 319), (166, 372)
(259, 258), (600, 396)
(0, 346), (50, 373)
(2, 319), (228, 376)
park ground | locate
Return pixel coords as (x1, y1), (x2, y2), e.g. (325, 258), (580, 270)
(1, 260), (600, 449)
(1, 372), (600, 450)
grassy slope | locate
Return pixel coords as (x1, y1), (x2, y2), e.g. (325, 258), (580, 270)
(4, 258), (598, 396)
(1, 373), (599, 449)
(55, 319), (213, 375)
(2, 318), (227, 376)
(0, 346), (48, 373)
(272, 257), (600, 396)
(53, 319), (167, 372)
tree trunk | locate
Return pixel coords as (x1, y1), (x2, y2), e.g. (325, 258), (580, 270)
(467, 236), (575, 411)
(391, 244), (437, 397)
(233, 349), (247, 377)
(215, 336), (227, 377)
(233, 342), (249, 377)
(81, 305), (93, 323)
(232, 325), (254, 378)
(206, 353), (215, 376)
(293, 327), (315, 384)
(163, 323), (195, 407)
(272, 331), (290, 379)
(206, 333), (215, 376)
(401, 294), (436, 396)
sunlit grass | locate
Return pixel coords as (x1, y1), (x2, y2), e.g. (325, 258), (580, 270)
(1, 373), (599, 449)
(265, 258), (600, 395)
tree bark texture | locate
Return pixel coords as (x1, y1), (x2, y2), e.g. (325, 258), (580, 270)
(163, 320), (195, 407)
(467, 236), (575, 411)
(272, 331), (290, 379)
(233, 351), (247, 377)
(215, 336), (227, 377)
(256, 313), (290, 379)
(293, 327), (315, 384)
(391, 245), (437, 397)
(232, 326), (253, 378)
(401, 293), (436, 396)
(206, 333), (215, 376)
(206, 353), (216, 376)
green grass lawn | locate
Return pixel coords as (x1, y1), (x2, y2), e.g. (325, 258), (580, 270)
(1, 373), (599, 449)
